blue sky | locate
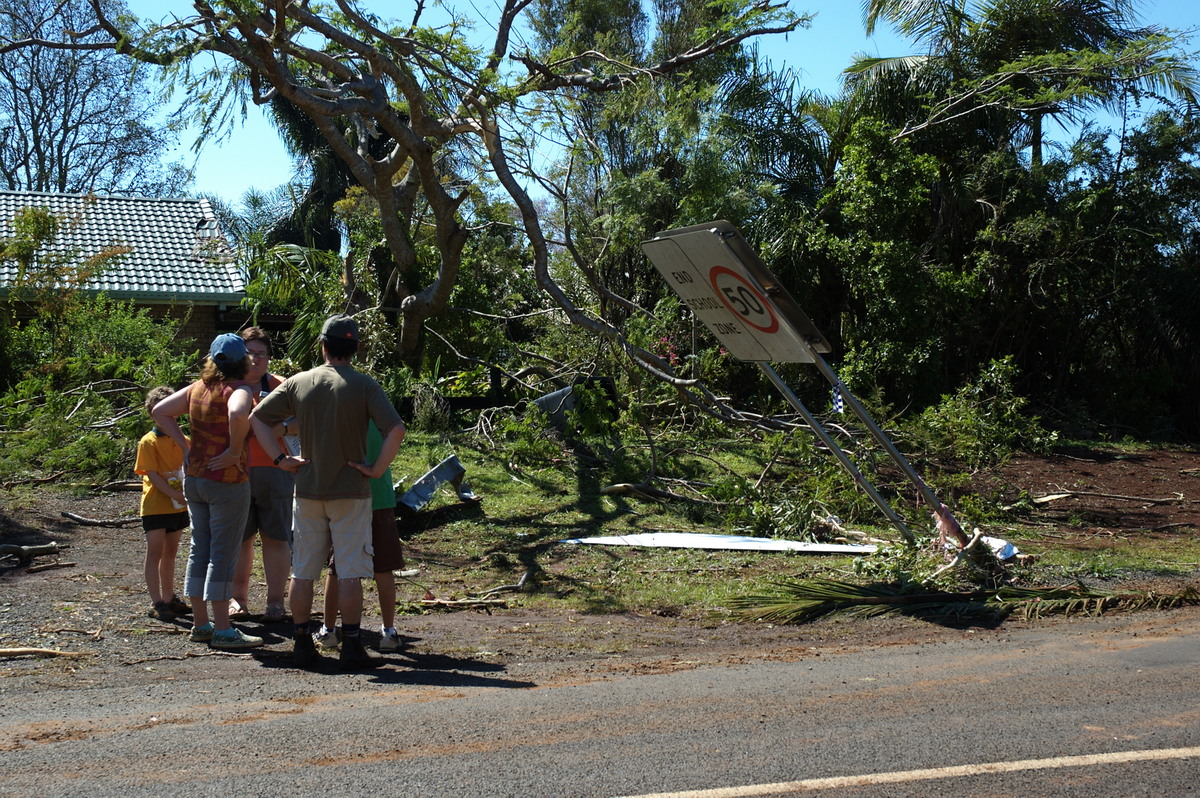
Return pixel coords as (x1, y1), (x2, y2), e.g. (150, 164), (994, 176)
(130, 0), (1196, 206)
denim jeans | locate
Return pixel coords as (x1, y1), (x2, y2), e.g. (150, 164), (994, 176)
(183, 476), (251, 601)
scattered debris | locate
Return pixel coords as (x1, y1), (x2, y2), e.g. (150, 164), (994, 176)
(398, 454), (480, 512)
(932, 530), (1021, 582)
(531, 385), (577, 429)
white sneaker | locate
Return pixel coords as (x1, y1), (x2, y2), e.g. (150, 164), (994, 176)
(314, 625), (340, 649)
(396, 568), (420, 578)
(379, 627), (402, 652)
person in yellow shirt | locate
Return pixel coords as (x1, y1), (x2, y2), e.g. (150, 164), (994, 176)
(135, 386), (191, 621)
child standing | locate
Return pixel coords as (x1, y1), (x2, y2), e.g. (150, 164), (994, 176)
(135, 386), (191, 621)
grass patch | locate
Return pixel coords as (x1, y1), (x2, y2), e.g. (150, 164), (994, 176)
(380, 429), (893, 617)
(377, 426), (1199, 624)
(1019, 531), (1200, 582)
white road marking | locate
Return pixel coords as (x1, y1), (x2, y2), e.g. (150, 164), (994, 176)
(619, 745), (1200, 797)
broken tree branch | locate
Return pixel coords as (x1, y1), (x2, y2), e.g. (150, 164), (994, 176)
(421, 597), (509, 605)
(96, 480), (141, 492)
(2, 470), (67, 489)
(0, 647), (89, 659)
(1031, 490), (1189, 506)
(601, 482), (722, 504)
(61, 511), (140, 527)
(122, 650), (247, 665)
(0, 542), (62, 563)
(26, 561), (76, 573)
(930, 529), (987, 581)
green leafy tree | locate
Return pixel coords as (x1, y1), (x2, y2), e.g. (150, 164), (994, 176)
(2, 0), (800, 407)
(850, 0), (1197, 170)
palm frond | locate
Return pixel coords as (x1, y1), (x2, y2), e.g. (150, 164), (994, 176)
(731, 578), (1200, 625)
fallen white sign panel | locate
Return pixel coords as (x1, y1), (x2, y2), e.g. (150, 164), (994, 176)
(560, 532), (876, 554)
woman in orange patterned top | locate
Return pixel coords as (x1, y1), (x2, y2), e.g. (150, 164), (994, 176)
(152, 333), (263, 650)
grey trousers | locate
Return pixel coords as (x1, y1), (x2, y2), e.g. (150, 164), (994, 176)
(183, 476), (251, 601)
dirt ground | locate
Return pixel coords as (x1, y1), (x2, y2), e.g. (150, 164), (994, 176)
(1, 444), (1198, 685)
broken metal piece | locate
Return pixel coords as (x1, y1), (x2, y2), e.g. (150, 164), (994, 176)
(531, 385), (576, 429)
(397, 454), (480, 513)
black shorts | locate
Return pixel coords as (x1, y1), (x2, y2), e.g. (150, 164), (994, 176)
(142, 511), (190, 534)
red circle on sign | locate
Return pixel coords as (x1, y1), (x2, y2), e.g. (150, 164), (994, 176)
(709, 266), (779, 334)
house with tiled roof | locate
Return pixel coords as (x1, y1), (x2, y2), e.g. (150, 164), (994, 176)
(0, 190), (246, 346)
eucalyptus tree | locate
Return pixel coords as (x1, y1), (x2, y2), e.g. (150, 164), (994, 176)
(2, 0), (799, 417)
(0, 0), (185, 195)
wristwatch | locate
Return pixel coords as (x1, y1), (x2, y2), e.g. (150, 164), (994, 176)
(273, 452), (287, 465)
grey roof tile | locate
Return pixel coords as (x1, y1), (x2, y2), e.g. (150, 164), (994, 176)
(0, 190), (244, 304)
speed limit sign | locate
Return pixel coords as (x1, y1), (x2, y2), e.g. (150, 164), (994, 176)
(709, 266), (779, 334)
(642, 221), (831, 363)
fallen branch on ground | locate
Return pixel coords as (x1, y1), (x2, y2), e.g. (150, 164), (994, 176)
(61, 511), (140, 527)
(1031, 490), (1188, 506)
(418, 598), (508, 608)
(601, 482), (721, 504)
(26, 561), (75, 573)
(1, 470), (67, 489)
(1152, 522), (1197, 531)
(0, 542), (62, 564)
(96, 480), (141, 492)
(43, 627), (104, 640)
(475, 570), (531, 598)
(122, 650), (247, 665)
(0, 647), (89, 659)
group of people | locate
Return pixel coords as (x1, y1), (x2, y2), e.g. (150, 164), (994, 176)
(133, 313), (408, 669)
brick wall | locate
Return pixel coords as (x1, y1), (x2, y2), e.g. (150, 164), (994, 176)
(140, 303), (231, 354)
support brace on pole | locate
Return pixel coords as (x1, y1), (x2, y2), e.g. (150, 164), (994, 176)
(712, 242), (969, 549)
(757, 363), (915, 544)
(804, 357), (968, 547)
(642, 220), (969, 548)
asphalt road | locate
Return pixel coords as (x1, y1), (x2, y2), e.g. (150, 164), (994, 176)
(3, 607), (1199, 797)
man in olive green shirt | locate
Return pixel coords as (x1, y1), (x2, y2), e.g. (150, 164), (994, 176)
(250, 314), (405, 669)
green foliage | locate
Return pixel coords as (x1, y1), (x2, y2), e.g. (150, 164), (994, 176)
(717, 430), (882, 540)
(852, 539), (946, 586)
(0, 294), (195, 483)
(496, 405), (566, 466)
(0, 206), (59, 280)
(409, 381), (453, 433)
(804, 118), (953, 402)
(905, 356), (1057, 468)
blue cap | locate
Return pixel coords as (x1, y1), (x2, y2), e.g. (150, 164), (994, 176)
(209, 333), (247, 363)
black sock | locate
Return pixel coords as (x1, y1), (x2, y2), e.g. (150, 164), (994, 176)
(343, 623), (361, 639)
(294, 622), (309, 639)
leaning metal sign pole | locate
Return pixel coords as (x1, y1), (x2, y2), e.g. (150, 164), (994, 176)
(641, 221), (968, 548)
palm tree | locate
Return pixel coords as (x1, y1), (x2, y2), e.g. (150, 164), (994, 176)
(846, 0), (1197, 170)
